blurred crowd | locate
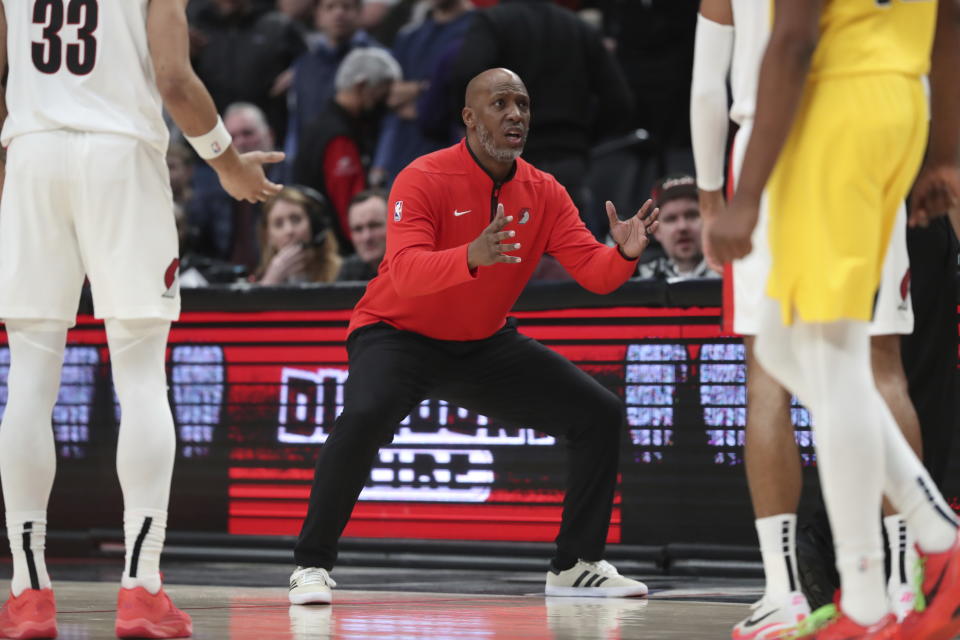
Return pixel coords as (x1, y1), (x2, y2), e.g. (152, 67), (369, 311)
(174, 0), (720, 286)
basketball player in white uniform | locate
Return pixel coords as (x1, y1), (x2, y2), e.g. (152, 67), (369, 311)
(0, 1), (283, 638)
(691, 1), (922, 637)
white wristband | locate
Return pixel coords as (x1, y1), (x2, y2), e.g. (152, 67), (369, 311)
(185, 116), (232, 160)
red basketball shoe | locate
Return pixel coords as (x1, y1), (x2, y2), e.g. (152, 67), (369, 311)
(0, 589), (57, 639)
(901, 529), (960, 640)
(115, 586), (192, 639)
(792, 600), (900, 639)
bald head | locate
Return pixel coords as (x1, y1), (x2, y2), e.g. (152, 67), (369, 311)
(465, 68), (527, 111)
(462, 68), (530, 173)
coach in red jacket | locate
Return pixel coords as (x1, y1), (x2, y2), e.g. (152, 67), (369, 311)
(290, 68), (660, 603)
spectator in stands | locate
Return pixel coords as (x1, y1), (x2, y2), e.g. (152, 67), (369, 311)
(188, 103), (284, 275)
(294, 48), (401, 252)
(337, 190), (388, 281)
(188, 0), (305, 143)
(166, 141), (195, 210)
(449, 0), (634, 239)
(368, 0), (432, 48)
(225, 102), (283, 167)
(361, 0), (402, 32)
(286, 0), (384, 170)
(637, 175), (720, 281)
(279, 0), (318, 32)
(370, 0), (475, 187)
(254, 187), (343, 285)
(598, 0), (699, 163)
(637, 175), (720, 280)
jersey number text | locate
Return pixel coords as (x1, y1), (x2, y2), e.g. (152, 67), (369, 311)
(31, 0), (99, 75)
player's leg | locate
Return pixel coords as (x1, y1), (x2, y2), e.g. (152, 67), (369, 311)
(0, 321), (68, 640)
(0, 320), (69, 594)
(733, 337), (809, 640)
(726, 125), (811, 638)
(0, 132), (87, 639)
(434, 323), (645, 598)
(291, 324), (440, 603)
(105, 318), (193, 639)
(74, 134), (189, 638)
(757, 312), (894, 630)
(865, 203), (923, 621)
(105, 318), (176, 594)
(871, 334), (923, 620)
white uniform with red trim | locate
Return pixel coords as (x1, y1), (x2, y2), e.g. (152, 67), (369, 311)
(726, 0), (911, 336)
(0, 0), (179, 323)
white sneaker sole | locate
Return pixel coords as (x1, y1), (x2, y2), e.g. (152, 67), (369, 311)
(289, 590), (333, 605)
(544, 585), (648, 598)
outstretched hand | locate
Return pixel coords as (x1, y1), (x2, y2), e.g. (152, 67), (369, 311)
(216, 150), (286, 204)
(467, 204), (522, 268)
(607, 199), (660, 259)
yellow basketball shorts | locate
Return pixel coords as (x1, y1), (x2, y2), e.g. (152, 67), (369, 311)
(766, 73), (927, 324)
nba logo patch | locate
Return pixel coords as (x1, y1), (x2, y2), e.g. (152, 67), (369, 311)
(394, 200), (403, 222)
(519, 209), (530, 224)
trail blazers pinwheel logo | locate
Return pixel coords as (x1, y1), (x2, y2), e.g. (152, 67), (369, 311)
(162, 258), (179, 298)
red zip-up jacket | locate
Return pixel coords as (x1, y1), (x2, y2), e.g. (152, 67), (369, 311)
(349, 139), (638, 340)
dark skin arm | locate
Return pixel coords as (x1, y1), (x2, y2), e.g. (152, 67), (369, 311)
(911, 0), (960, 231)
(709, 0), (822, 264)
(147, 0), (283, 203)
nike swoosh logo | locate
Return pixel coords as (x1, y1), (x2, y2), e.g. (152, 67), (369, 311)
(453, 209), (472, 217)
(743, 608), (778, 627)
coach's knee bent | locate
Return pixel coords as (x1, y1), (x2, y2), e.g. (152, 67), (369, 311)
(327, 404), (399, 453)
(567, 388), (624, 446)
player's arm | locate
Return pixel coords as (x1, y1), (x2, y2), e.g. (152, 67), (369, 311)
(0, 0), (8, 199)
(710, 0), (823, 263)
(911, 0), (960, 228)
(146, 0), (283, 203)
(690, 0), (733, 269)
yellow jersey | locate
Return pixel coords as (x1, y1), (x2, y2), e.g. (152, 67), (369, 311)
(810, 0), (937, 79)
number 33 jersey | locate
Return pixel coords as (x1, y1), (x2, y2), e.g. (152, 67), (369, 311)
(2, 0), (168, 154)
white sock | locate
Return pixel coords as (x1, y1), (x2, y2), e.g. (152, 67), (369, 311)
(881, 430), (957, 553)
(884, 515), (916, 593)
(756, 514), (800, 600)
(6, 512), (52, 597)
(121, 508), (166, 594)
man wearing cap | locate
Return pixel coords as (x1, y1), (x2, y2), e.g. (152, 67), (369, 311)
(637, 174), (720, 281)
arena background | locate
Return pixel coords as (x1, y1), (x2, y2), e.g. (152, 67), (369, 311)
(0, 280), (956, 567)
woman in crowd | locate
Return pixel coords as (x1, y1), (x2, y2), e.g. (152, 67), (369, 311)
(254, 186), (343, 284)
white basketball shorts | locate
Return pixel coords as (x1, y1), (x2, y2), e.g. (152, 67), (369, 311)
(728, 121), (912, 336)
(0, 130), (180, 324)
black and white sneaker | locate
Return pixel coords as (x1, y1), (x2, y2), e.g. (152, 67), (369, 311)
(289, 566), (336, 605)
(545, 560), (648, 598)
